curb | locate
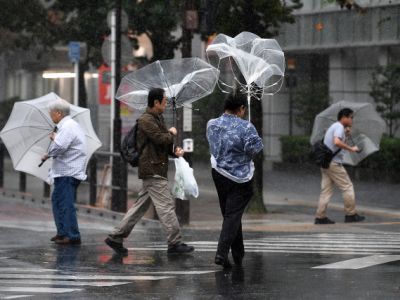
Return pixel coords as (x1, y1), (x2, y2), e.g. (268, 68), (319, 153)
(0, 189), (160, 229)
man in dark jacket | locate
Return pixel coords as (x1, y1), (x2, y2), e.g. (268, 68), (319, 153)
(105, 88), (194, 256)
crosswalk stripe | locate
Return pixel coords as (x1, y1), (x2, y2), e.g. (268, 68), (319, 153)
(132, 233), (400, 255)
(0, 274), (172, 281)
(0, 279), (131, 287)
(0, 287), (83, 293)
(313, 254), (400, 269)
(0, 295), (32, 299)
(0, 268), (56, 273)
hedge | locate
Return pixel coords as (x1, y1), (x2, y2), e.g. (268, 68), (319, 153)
(280, 135), (400, 182)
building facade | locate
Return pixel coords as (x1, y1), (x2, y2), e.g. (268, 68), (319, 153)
(264, 0), (400, 161)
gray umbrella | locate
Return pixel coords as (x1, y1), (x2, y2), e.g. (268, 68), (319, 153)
(310, 101), (386, 166)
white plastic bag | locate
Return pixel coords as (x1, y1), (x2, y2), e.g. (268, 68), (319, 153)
(173, 157), (199, 199)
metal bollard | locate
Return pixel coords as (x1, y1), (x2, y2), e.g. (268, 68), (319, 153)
(89, 156), (97, 206)
(0, 142), (4, 188)
(19, 172), (26, 193)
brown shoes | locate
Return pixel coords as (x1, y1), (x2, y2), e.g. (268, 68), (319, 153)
(54, 237), (81, 245)
(50, 235), (64, 242)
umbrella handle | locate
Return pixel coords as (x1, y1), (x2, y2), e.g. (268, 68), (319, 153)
(38, 158), (47, 168)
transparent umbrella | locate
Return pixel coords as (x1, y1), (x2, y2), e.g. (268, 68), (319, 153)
(116, 57), (220, 112)
(0, 92), (102, 183)
(310, 101), (386, 166)
(206, 31), (285, 119)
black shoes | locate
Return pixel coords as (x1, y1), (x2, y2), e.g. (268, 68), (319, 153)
(215, 254), (232, 268)
(105, 238), (128, 256)
(167, 242), (195, 254)
(345, 214), (366, 223)
(314, 217), (335, 225)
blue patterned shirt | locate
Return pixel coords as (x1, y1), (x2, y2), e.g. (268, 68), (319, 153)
(206, 113), (264, 183)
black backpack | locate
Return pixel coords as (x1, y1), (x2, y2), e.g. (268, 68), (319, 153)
(120, 121), (141, 167)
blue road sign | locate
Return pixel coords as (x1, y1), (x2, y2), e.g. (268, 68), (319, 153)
(68, 42), (80, 63)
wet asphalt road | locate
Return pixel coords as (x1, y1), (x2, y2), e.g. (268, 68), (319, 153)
(1, 199), (400, 299)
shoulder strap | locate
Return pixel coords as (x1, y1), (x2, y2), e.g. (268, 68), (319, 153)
(322, 137), (341, 157)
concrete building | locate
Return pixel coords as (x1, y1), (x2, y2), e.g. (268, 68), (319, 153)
(264, 0), (400, 161)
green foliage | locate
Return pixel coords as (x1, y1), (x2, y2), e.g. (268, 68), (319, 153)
(280, 135), (400, 182)
(215, 0), (302, 38)
(370, 65), (400, 137)
(0, 97), (21, 130)
(126, 0), (180, 61)
(358, 137), (400, 181)
(0, 0), (181, 65)
(280, 135), (311, 164)
(293, 82), (330, 135)
(191, 90), (225, 162)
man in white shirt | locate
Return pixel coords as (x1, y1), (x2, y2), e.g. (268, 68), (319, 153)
(42, 99), (87, 244)
(315, 108), (365, 224)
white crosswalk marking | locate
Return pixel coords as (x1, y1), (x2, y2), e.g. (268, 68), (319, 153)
(131, 233), (400, 256)
(0, 259), (173, 299)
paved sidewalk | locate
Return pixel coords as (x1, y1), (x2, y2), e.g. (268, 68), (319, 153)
(1, 158), (400, 232)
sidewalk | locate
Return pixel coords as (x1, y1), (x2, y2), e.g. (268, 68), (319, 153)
(1, 158), (400, 232)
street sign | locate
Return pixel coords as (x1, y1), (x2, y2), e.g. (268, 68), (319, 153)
(68, 42), (80, 63)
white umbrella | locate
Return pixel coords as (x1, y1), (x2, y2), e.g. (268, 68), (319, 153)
(116, 57), (220, 111)
(0, 92), (102, 182)
(206, 31), (285, 119)
(310, 101), (386, 166)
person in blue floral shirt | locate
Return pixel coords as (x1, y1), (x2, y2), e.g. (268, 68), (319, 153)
(207, 92), (264, 268)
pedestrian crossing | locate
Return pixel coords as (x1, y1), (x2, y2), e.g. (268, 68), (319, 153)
(0, 262), (173, 299)
(130, 233), (400, 256)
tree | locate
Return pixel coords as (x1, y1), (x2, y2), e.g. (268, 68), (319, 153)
(293, 82), (330, 135)
(370, 65), (400, 138)
(213, 0), (302, 213)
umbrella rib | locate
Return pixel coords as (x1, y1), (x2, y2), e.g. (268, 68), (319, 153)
(22, 102), (54, 128)
(0, 125), (51, 134)
(13, 130), (52, 168)
(175, 58), (200, 104)
(123, 76), (151, 92)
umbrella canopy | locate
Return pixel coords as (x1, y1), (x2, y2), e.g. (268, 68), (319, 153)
(0, 92), (102, 182)
(116, 57), (220, 111)
(310, 101), (386, 166)
(206, 31), (285, 99)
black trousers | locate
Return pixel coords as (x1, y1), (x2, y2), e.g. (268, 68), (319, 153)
(212, 169), (253, 258)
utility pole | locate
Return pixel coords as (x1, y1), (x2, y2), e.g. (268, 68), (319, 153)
(111, 0), (128, 212)
(175, 0), (197, 225)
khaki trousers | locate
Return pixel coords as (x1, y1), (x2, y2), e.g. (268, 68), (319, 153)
(316, 162), (357, 218)
(108, 177), (182, 246)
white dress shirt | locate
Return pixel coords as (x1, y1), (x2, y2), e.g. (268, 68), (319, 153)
(48, 115), (88, 181)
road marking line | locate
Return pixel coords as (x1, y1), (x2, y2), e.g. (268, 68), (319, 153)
(0, 274), (172, 281)
(0, 295), (32, 299)
(0, 268), (57, 273)
(0, 279), (131, 287)
(129, 247), (379, 255)
(0, 287), (83, 293)
(313, 255), (400, 269)
(141, 271), (216, 275)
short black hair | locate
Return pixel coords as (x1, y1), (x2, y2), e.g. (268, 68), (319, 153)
(148, 88), (165, 108)
(337, 108), (353, 121)
(224, 92), (247, 113)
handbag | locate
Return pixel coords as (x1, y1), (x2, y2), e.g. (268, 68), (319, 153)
(311, 138), (341, 169)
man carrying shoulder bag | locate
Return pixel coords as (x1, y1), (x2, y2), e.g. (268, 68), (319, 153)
(314, 108), (365, 225)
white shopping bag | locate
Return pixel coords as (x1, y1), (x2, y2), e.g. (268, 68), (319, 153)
(173, 157), (199, 200)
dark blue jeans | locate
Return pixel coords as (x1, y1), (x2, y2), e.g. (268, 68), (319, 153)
(52, 177), (81, 240)
(212, 169), (253, 258)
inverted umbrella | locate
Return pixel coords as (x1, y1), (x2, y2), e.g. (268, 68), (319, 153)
(116, 57), (220, 111)
(0, 92), (102, 183)
(206, 31), (285, 119)
(310, 101), (386, 166)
